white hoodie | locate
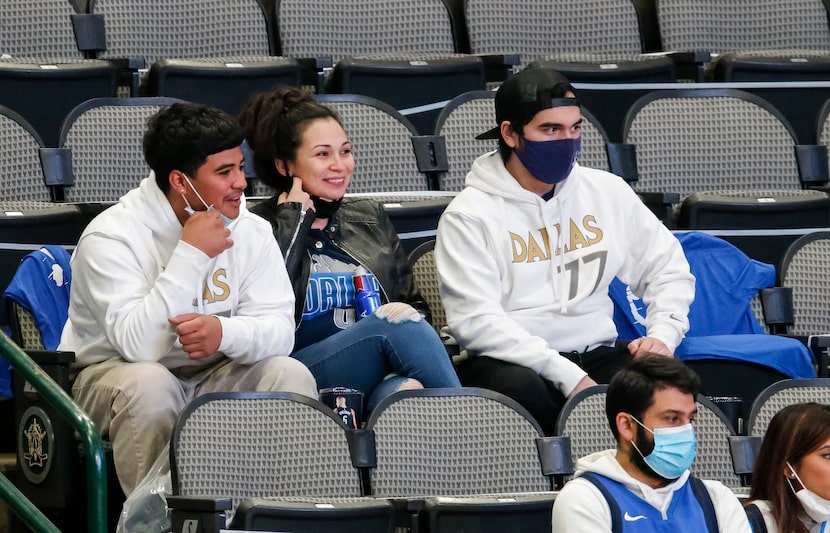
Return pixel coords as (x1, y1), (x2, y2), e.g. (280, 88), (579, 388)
(551, 449), (751, 532)
(60, 175), (296, 370)
(436, 152), (694, 396)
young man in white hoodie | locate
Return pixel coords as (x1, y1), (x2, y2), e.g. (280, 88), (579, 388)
(550, 355), (750, 532)
(435, 68), (695, 435)
(59, 102), (317, 497)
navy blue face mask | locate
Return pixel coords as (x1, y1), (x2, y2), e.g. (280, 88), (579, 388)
(515, 137), (580, 185)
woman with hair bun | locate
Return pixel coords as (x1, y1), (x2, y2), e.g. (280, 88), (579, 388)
(238, 87), (460, 416)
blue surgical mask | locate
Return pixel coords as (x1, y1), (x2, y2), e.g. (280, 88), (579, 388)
(515, 137), (580, 185)
(630, 416), (697, 480)
(181, 174), (235, 227)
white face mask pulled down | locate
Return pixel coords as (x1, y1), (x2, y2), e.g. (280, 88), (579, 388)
(180, 174), (234, 227)
(787, 461), (830, 524)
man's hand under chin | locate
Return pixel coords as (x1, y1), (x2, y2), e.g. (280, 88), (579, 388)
(181, 210), (233, 258)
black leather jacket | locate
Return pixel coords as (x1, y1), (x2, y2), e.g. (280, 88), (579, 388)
(250, 196), (430, 325)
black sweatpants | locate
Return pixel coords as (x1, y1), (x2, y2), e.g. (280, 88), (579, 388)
(454, 344), (632, 436)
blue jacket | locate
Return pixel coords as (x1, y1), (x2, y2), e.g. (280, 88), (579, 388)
(610, 232), (814, 378)
(1, 246), (72, 397)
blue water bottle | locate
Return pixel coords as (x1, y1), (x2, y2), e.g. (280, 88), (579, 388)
(353, 267), (381, 320)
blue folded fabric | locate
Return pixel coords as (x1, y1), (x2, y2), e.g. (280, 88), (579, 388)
(0, 245), (72, 398)
(610, 231), (816, 379)
(675, 334), (815, 379)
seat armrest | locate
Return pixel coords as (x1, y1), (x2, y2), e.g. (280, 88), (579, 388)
(607, 143), (637, 183)
(796, 144), (830, 186)
(24, 350), (75, 366)
(103, 57), (148, 96)
(388, 497), (425, 532)
(39, 147), (74, 202)
(808, 335), (830, 377)
(17, 350), (75, 394)
(473, 53), (521, 83)
(346, 428), (376, 469)
(808, 335), (830, 349)
(729, 435), (761, 474)
(167, 496), (231, 533)
(760, 287), (794, 330)
(70, 13), (106, 56)
(636, 191), (679, 228)
(296, 56), (334, 93)
(661, 50), (714, 82)
(536, 436), (573, 489)
(412, 135), (449, 187)
(729, 435), (761, 486)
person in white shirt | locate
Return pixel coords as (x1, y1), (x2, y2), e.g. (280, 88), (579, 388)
(746, 402), (830, 533)
(551, 355), (751, 532)
(435, 67), (694, 434)
(60, 102), (317, 497)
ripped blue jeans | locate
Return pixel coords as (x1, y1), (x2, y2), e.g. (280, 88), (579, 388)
(291, 313), (461, 413)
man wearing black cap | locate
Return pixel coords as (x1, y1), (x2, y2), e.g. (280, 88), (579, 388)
(434, 68), (695, 434)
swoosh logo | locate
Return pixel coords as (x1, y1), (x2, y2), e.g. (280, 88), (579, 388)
(624, 512), (647, 521)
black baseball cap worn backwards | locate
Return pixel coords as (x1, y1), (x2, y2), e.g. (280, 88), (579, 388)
(476, 68), (580, 140)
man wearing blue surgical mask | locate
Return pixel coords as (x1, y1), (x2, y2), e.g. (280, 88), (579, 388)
(60, 102), (317, 498)
(551, 355), (750, 532)
(435, 68), (695, 435)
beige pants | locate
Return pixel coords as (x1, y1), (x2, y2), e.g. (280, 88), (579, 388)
(72, 356), (317, 496)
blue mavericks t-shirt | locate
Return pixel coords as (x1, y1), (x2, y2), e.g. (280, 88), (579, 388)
(295, 229), (380, 350)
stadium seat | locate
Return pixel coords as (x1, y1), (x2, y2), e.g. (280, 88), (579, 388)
(433, 88), (612, 192)
(0, 0), (92, 60)
(0, 0), (117, 145)
(275, 0), (489, 133)
(88, 0), (301, 113)
(746, 378), (830, 438)
(814, 95), (830, 169)
(0, 60), (117, 147)
(420, 492), (558, 533)
(0, 107), (52, 202)
(465, 0), (675, 82)
(367, 387), (556, 496)
(0, 203), (83, 294)
(778, 231), (830, 375)
(676, 189), (830, 267)
(365, 387), (561, 530)
(611, 231), (815, 424)
(169, 391), (393, 531)
(612, 88), (830, 250)
(312, 94), (446, 193)
(344, 192), (456, 255)
(56, 97), (181, 203)
(554, 384), (615, 479)
(171, 392), (368, 502)
(555, 385), (751, 490)
(617, 89), (824, 199)
(656, 0), (830, 82)
(3, 247), (118, 532)
(432, 90), (497, 191)
(693, 395), (752, 489)
(226, 498), (394, 532)
(145, 57), (301, 116)
(408, 240), (444, 335)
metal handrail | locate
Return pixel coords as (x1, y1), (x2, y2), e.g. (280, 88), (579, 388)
(0, 472), (60, 533)
(0, 332), (107, 533)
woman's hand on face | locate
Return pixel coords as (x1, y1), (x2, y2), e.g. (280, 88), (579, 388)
(278, 176), (315, 211)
